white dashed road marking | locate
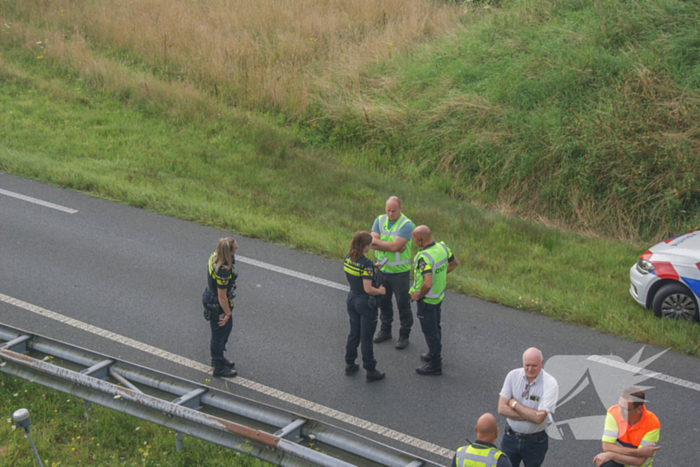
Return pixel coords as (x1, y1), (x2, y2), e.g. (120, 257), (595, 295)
(588, 355), (700, 392)
(237, 256), (350, 291)
(0, 188), (79, 213)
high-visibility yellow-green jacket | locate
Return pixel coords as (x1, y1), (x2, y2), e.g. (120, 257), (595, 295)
(410, 241), (452, 305)
(375, 214), (412, 274)
(454, 443), (506, 467)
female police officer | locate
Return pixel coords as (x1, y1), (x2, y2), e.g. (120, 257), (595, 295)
(205, 237), (238, 378)
(344, 231), (386, 383)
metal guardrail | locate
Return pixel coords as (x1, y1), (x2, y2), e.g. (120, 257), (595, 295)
(0, 323), (443, 467)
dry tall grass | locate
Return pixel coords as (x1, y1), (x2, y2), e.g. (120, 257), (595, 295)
(1, 0), (465, 114)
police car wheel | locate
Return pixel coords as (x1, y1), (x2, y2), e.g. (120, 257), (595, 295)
(652, 283), (699, 321)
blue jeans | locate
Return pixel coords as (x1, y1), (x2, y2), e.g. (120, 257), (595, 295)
(378, 271), (413, 338)
(416, 299), (442, 362)
(501, 428), (548, 467)
(345, 292), (379, 371)
(209, 310), (233, 367)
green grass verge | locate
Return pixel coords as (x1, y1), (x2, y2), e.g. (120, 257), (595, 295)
(0, 55), (698, 357)
(313, 0), (700, 241)
(0, 375), (268, 466)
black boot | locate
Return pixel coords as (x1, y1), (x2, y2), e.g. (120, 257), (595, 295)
(416, 361), (442, 376)
(213, 364), (237, 378)
(212, 359), (236, 369)
(345, 363), (360, 376)
(395, 337), (409, 349)
(420, 353), (430, 362)
(366, 369), (385, 383)
(223, 359), (235, 369)
(373, 330), (392, 344)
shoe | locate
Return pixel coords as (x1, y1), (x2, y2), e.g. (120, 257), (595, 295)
(420, 353), (430, 362)
(416, 362), (442, 376)
(213, 367), (238, 378)
(395, 337), (409, 349)
(344, 363), (360, 376)
(213, 359), (236, 369)
(365, 369), (386, 383)
(373, 330), (392, 344)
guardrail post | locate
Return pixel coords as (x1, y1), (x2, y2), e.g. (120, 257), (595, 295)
(274, 418), (307, 443)
(175, 432), (184, 451)
(84, 400), (92, 421)
(0, 334), (31, 354)
(80, 359), (113, 381)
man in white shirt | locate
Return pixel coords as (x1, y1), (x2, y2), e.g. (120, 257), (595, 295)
(497, 347), (559, 467)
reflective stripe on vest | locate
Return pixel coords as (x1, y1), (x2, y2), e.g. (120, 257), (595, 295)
(376, 214), (412, 271)
(455, 444), (502, 467)
(412, 242), (450, 299)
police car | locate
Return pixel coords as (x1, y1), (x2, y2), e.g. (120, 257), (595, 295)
(629, 231), (700, 322)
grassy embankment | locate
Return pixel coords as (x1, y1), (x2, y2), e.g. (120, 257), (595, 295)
(0, 0), (698, 359)
(0, 375), (269, 466)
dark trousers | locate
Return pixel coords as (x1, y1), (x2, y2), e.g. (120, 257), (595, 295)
(378, 270), (413, 338)
(345, 292), (379, 371)
(209, 311), (233, 368)
(501, 429), (548, 467)
(416, 299), (442, 362)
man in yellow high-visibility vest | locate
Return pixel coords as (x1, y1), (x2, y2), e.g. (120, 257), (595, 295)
(452, 413), (512, 467)
(370, 196), (415, 350)
(409, 225), (459, 375)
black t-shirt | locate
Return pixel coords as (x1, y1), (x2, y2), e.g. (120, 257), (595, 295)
(344, 255), (375, 295)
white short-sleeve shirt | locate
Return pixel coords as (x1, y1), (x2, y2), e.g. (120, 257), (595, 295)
(499, 368), (559, 434)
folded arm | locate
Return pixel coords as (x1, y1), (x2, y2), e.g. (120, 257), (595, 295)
(507, 398), (548, 425)
(602, 441), (660, 463)
(371, 233), (408, 253)
(498, 396), (525, 421)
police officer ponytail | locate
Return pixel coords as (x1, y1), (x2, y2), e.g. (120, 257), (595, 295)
(349, 231), (372, 262)
(214, 237), (236, 271)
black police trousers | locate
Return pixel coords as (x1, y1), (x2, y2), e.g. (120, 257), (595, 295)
(377, 270), (413, 338)
(209, 308), (233, 369)
(345, 291), (379, 371)
(416, 299), (442, 362)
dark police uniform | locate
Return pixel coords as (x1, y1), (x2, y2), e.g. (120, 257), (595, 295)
(207, 252), (236, 371)
(411, 242), (455, 366)
(344, 254), (379, 371)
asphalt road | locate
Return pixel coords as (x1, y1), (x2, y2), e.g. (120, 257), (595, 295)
(1, 172), (699, 466)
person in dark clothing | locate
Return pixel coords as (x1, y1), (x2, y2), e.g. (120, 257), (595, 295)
(344, 231), (387, 383)
(205, 237), (238, 378)
(452, 413), (513, 467)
